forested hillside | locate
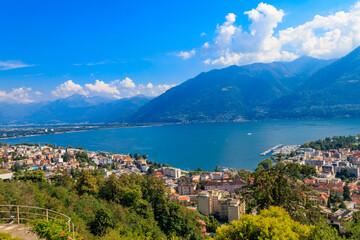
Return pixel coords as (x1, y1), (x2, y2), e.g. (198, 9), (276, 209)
(0, 171), (210, 239)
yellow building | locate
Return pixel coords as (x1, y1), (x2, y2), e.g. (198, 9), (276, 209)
(197, 191), (212, 216)
(197, 190), (245, 222)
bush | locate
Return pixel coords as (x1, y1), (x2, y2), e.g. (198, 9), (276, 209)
(31, 219), (75, 240)
(0, 232), (23, 240)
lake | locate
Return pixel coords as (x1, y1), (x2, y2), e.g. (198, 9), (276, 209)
(3, 119), (360, 171)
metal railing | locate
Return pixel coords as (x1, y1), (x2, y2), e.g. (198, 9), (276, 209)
(0, 204), (74, 239)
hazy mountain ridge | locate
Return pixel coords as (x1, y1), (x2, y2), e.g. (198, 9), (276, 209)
(0, 95), (151, 125)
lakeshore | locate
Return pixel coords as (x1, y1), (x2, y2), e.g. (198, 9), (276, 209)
(3, 119), (360, 171)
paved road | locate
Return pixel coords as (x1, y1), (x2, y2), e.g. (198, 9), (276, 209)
(0, 224), (41, 240)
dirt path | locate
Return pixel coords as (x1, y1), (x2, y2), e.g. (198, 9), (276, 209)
(0, 224), (41, 240)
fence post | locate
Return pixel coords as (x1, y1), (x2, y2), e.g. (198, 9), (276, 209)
(16, 206), (19, 224)
(46, 209), (48, 220)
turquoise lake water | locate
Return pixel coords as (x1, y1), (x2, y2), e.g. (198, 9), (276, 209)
(3, 119), (360, 171)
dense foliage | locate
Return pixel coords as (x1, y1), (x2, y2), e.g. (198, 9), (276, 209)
(31, 219), (77, 240)
(301, 135), (360, 150)
(345, 211), (360, 239)
(237, 155), (343, 240)
(336, 169), (357, 183)
(216, 206), (313, 240)
(0, 171), (209, 239)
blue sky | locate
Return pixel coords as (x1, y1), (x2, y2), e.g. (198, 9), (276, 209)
(0, 0), (359, 103)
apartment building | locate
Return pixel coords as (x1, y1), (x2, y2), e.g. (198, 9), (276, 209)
(204, 179), (247, 193)
(178, 182), (197, 195)
(163, 167), (182, 179)
(197, 190), (245, 222)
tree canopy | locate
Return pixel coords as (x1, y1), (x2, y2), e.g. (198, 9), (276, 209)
(216, 206), (313, 240)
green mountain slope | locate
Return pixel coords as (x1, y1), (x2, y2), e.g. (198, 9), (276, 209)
(131, 57), (333, 123)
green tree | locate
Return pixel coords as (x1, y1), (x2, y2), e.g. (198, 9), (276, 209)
(214, 165), (221, 172)
(309, 217), (343, 240)
(345, 211), (360, 239)
(343, 185), (351, 201)
(329, 193), (342, 204)
(11, 162), (22, 173)
(255, 158), (272, 171)
(76, 170), (99, 195)
(339, 200), (347, 209)
(32, 219), (80, 240)
(90, 208), (114, 236)
(147, 166), (154, 175)
(51, 170), (72, 188)
(205, 215), (220, 233)
(62, 153), (70, 162)
(216, 206), (312, 240)
(15, 170), (46, 182)
(243, 155), (320, 224)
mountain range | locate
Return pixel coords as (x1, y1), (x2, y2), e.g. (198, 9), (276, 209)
(4, 46), (360, 125)
(0, 95), (151, 125)
(130, 56), (336, 123)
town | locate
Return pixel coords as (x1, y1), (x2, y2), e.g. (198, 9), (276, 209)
(0, 140), (360, 233)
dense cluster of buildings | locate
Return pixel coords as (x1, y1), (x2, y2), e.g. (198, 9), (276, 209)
(288, 148), (360, 177)
(287, 148), (360, 228)
(152, 166), (247, 222)
(0, 144), (148, 180)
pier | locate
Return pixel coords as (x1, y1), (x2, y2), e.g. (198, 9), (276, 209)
(260, 144), (283, 156)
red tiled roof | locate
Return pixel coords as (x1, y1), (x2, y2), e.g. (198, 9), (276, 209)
(178, 196), (190, 201)
(187, 207), (197, 212)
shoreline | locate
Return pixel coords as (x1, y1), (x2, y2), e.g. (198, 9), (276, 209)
(0, 123), (173, 140)
(2, 117), (360, 141)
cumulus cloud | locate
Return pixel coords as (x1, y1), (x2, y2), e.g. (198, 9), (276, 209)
(0, 60), (35, 70)
(51, 80), (88, 98)
(277, 2), (360, 59)
(0, 87), (40, 103)
(117, 77), (136, 88)
(85, 80), (120, 98)
(177, 49), (196, 60)
(187, 2), (360, 66)
(51, 78), (176, 99)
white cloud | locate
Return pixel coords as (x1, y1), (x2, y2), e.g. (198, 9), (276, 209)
(137, 83), (176, 97)
(73, 60), (112, 66)
(202, 42), (210, 48)
(116, 77), (136, 88)
(0, 60), (34, 70)
(85, 80), (120, 98)
(51, 78), (176, 99)
(177, 49), (196, 60)
(51, 80), (88, 98)
(0, 87), (39, 103)
(277, 2), (360, 59)
(190, 2), (360, 66)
